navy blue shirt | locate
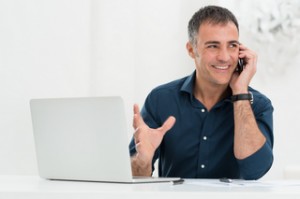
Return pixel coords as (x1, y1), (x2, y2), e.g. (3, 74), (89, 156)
(129, 71), (274, 180)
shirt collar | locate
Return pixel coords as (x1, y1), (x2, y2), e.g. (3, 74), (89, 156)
(180, 70), (232, 105)
(180, 70), (196, 95)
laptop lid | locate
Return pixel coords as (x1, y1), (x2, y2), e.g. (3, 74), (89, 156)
(30, 96), (181, 183)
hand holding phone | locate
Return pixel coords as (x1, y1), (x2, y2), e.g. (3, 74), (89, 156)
(230, 44), (257, 94)
(236, 58), (245, 74)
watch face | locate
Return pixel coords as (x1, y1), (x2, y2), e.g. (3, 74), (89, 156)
(249, 91), (254, 104)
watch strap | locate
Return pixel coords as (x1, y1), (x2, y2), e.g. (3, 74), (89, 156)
(231, 92), (253, 104)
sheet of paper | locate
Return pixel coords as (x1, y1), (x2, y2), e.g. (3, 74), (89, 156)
(184, 179), (300, 188)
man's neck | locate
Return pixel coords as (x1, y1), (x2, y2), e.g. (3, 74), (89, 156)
(193, 79), (230, 111)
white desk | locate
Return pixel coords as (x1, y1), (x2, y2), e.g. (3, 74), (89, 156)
(1, 175), (300, 199)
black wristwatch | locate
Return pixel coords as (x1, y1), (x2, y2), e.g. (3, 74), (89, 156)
(231, 92), (253, 104)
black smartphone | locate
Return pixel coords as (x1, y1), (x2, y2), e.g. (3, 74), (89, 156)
(236, 58), (244, 74)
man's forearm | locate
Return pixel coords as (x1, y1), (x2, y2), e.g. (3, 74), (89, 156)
(233, 100), (266, 159)
(131, 155), (152, 176)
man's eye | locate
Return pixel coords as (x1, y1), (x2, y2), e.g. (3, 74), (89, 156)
(207, 45), (218, 48)
(229, 44), (238, 48)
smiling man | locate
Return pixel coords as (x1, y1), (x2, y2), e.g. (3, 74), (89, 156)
(129, 5), (274, 180)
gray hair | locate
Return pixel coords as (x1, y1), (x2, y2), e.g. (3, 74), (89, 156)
(188, 5), (239, 46)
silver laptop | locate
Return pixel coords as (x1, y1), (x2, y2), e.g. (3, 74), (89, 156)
(30, 96), (181, 183)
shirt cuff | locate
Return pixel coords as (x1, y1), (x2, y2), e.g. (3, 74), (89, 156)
(237, 141), (273, 180)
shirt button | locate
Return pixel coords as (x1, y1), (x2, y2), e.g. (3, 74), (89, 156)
(203, 136), (207, 140)
(201, 164), (205, 169)
(201, 109), (205, 113)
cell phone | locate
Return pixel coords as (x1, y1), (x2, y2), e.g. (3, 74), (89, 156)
(236, 58), (244, 74)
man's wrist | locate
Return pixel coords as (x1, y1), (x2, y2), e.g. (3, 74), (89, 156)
(131, 155), (152, 176)
(231, 92), (253, 104)
(231, 88), (248, 95)
(131, 154), (152, 169)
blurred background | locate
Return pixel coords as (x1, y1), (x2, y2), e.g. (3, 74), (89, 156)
(1, 0), (300, 180)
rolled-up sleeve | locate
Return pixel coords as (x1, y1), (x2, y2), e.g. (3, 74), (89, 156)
(237, 141), (273, 180)
(237, 92), (274, 180)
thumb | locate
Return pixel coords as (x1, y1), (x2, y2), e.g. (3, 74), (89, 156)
(132, 104), (146, 129)
(157, 116), (176, 136)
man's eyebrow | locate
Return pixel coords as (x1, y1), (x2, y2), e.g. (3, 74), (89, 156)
(204, 41), (220, 45)
(204, 40), (240, 45)
(228, 40), (240, 44)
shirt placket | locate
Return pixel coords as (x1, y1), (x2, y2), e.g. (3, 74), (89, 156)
(196, 107), (210, 177)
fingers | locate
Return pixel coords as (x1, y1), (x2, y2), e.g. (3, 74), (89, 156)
(134, 115), (176, 142)
(132, 103), (176, 147)
(133, 114), (176, 162)
(132, 104), (145, 129)
(133, 103), (140, 115)
(133, 127), (140, 144)
(157, 116), (176, 136)
(230, 43), (257, 93)
(238, 44), (257, 63)
(238, 44), (257, 74)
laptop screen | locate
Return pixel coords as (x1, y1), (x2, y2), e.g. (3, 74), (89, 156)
(30, 96), (133, 182)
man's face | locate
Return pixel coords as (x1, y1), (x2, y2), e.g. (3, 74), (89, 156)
(187, 22), (239, 87)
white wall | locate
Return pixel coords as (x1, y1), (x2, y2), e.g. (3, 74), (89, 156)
(219, 0), (300, 180)
(0, 0), (299, 180)
(0, 0), (91, 174)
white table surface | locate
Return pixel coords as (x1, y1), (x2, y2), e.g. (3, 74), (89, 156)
(1, 175), (300, 199)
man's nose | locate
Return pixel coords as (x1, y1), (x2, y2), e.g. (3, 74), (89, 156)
(217, 48), (230, 62)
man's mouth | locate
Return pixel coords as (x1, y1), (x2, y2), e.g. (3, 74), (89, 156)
(212, 65), (230, 70)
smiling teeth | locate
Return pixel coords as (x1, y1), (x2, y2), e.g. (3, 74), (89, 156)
(214, 65), (229, 70)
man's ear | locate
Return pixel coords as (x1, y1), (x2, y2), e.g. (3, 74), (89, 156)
(186, 42), (196, 58)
